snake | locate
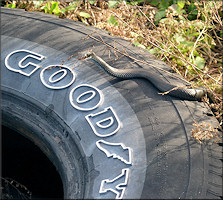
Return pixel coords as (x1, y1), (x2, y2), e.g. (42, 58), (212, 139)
(83, 52), (207, 101)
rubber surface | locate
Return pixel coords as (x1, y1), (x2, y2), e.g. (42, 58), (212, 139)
(1, 8), (222, 199)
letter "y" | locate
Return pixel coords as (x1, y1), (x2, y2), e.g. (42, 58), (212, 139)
(99, 168), (129, 199)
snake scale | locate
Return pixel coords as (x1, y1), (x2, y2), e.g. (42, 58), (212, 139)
(83, 52), (207, 101)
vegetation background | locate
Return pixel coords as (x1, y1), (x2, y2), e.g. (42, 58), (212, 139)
(1, 1), (222, 198)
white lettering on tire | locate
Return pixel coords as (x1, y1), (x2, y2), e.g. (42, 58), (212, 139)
(99, 168), (129, 199)
(5, 49), (132, 199)
(96, 140), (132, 165)
(85, 106), (121, 137)
(5, 49), (45, 76)
(40, 65), (76, 89)
(69, 84), (104, 111)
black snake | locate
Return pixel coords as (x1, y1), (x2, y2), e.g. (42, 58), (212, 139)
(83, 52), (207, 101)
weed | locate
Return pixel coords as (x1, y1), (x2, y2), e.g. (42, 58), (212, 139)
(41, 1), (61, 16)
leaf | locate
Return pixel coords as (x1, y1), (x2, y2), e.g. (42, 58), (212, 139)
(177, 1), (185, 9)
(150, 0), (159, 6)
(41, 2), (51, 14)
(188, 3), (198, 20)
(155, 10), (166, 20)
(193, 21), (205, 29)
(180, 48), (190, 53)
(159, 17), (169, 23)
(33, 1), (43, 8)
(189, 32), (200, 37)
(193, 50), (199, 57)
(61, 3), (77, 13)
(181, 41), (194, 47)
(133, 41), (146, 49)
(61, 8), (67, 14)
(128, 0), (145, 6)
(176, 58), (186, 66)
(130, 31), (139, 37)
(53, 8), (61, 15)
(5, 3), (16, 8)
(179, 15), (186, 21)
(194, 56), (205, 69)
(50, 2), (61, 15)
(158, 0), (170, 10)
(79, 12), (91, 18)
(170, 4), (185, 14)
(89, 0), (97, 4)
(108, 1), (120, 9)
(148, 48), (158, 54)
(174, 33), (186, 43)
(107, 15), (119, 26)
(50, 2), (58, 12)
(188, 3), (197, 13)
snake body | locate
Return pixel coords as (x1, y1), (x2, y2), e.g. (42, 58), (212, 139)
(85, 52), (207, 101)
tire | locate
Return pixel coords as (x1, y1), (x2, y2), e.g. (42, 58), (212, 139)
(1, 8), (222, 199)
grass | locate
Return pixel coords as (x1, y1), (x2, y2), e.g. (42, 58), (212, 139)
(3, 1), (222, 126)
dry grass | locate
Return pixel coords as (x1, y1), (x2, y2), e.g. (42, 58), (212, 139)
(1, 177), (32, 199)
(191, 120), (221, 144)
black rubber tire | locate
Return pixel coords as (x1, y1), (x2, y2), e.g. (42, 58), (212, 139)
(1, 8), (222, 199)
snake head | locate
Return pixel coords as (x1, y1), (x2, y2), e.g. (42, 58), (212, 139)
(77, 50), (93, 60)
(194, 86), (208, 99)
